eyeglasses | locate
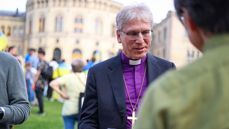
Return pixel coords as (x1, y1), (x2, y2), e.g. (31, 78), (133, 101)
(178, 15), (184, 24)
(119, 30), (152, 39)
(177, 8), (185, 24)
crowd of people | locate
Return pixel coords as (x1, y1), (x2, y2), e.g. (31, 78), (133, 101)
(0, 45), (96, 129)
(1, 0), (229, 129)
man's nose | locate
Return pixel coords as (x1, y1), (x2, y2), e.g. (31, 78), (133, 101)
(135, 33), (144, 43)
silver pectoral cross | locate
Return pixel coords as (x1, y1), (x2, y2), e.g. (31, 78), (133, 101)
(127, 111), (138, 129)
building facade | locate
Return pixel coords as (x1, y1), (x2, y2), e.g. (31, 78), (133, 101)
(0, 0), (122, 63)
(0, 10), (25, 55)
(151, 11), (201, 67)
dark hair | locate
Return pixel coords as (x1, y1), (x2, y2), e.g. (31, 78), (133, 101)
(8, 45), (16, 52)
(174, 0), (229, 34)
(38, 48), (45, 55)
(29, 48), (36, 52)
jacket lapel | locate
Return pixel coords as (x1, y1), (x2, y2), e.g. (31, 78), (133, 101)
(147, 54), (161, 83)
(107, 55), (126, 118)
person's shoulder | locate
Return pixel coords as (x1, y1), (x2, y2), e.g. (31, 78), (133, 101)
(0, 52), (18, 65)
(148, 57), (208, 96)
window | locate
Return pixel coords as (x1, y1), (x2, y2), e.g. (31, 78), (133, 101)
(76, 39), (80, 44)
(39, 16), (45, 32)
(19, 26), (24, 36)
(7, 26), (11, 36)
(187, 49), (195, 63)
(29, 19), (32, 34)
(12, 26), (17, 36)
(74, 16), (84, 33)
(72, 48), (82, 59)
(95, 17), (103, 34)
(55, 15), (63, 32)
(163, 27), (167, 41)
(37, 0), (40, 8)
(45, 0), (49, 7)
(1, 26), (5, 34)
(158, 31), (161, 43)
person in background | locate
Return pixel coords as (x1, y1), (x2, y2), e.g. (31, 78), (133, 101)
(83, 56), (96, 71)
(7, 45), (21, 63)
(7, 45), (17, 57)
(52, 59), (71, 102)
(46, 58), (59, 101)
(0, 51), (30, 129)
(79, 4), (175, 129)
(50, 59), (86, 129)
(134, 0), (229, 129)
(33, 48), (48, 115)
(25, 62), (37, 104)
(25, 48), (39, 69)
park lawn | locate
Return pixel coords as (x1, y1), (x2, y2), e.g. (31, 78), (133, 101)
(15, 99), (64, 129)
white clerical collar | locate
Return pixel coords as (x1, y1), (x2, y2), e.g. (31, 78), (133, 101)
(129, 59), (141, 65)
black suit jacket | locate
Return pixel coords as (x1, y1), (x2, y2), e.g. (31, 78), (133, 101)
(79, 53), (175, 129)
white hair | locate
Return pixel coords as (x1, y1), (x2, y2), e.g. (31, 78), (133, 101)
(116, 3), (154, 30)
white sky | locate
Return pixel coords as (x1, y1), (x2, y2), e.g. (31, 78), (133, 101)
(0, 0), (174, 23)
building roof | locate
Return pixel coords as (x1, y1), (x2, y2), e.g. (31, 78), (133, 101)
(0, 9), (25, 17)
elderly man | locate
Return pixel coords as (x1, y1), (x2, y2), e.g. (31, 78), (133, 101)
(79, 4), (175, 129)
(135, 0), (229, 129)
(0, 52), (30, 129)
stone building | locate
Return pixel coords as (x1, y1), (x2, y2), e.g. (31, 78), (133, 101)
(0, 0), (122, 63)
(151, 11), (201, 67)
(0, 10), (25, 55)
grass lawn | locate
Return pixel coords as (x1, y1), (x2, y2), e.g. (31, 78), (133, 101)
(15, 98), (64, 129)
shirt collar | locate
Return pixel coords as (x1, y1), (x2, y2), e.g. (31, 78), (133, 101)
(121, 52), (147, 66)
(204, 34), (229, 52)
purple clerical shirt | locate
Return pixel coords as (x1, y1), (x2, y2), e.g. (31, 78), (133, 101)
(121, 52), (149, 129)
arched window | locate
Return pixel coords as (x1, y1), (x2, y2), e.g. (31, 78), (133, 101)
(74, 16), (84, 33)
(95, 17), (103, 34)
(72, 48), (82, 59)
(53, 47), (62, 61)
(41, 0), (44, 7)
(1, 26), (5, 34)
(45, 0), (49, 7)
(55, 15), (63, 32)
(39, 16), (45, 32)
(37, 0), (41, 8)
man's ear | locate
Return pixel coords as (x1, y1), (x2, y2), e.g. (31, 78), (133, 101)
(183, 8), (205, 51)
(116, 30), (121, 43)
(183, 9), (198, 32)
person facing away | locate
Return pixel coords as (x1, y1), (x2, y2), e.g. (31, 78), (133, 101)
(79, 3), (176, 129)
(134, 0), (229, 129)
(33, 48), (48, 115)
(0, 51), (30, 129)
(50, 59), (86, 129)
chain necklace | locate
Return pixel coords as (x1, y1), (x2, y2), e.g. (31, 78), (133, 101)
(123, 67), (146, 128)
